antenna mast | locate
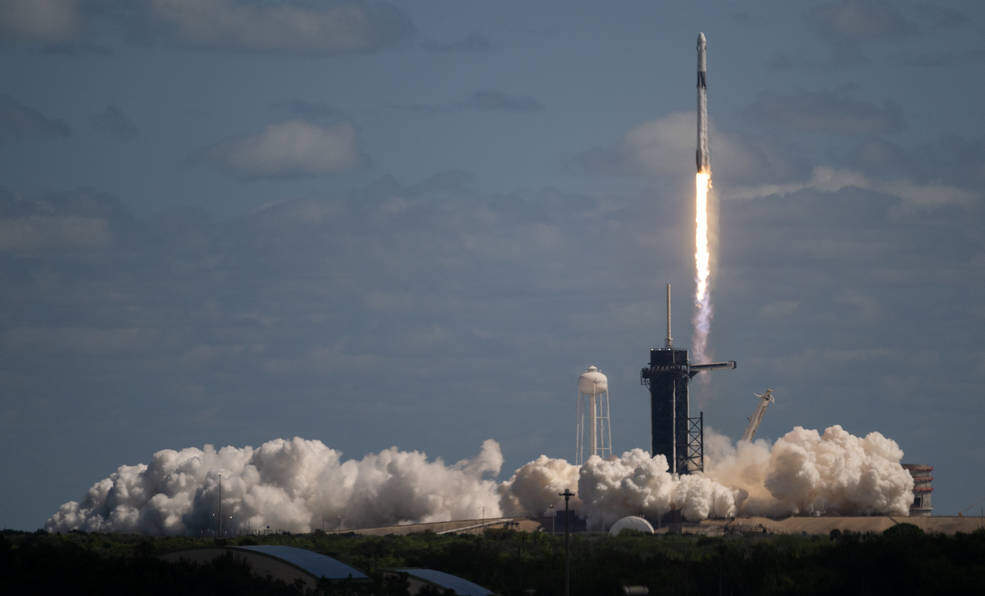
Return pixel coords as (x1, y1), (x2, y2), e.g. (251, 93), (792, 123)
(665, 283), (673, 348)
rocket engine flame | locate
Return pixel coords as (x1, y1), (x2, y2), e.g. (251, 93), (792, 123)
(693, 170), (713, 362)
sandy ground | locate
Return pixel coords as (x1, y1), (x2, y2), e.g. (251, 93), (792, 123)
(339, 515), (985, 537)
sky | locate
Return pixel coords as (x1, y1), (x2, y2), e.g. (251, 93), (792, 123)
(1, 0), (984, 530)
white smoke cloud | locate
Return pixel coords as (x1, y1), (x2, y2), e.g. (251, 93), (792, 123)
(705, 425), (915, 516)
(206, 120), (360, 178)
(577, 449), (736, 523)
(47, 437), (504, 535)
(498, 455), (581, 517)
(47, 425), (915, 534)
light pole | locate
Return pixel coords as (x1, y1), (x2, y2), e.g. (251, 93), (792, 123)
(559, 488), (575, 596)
(216, 473), (222, 538)
(549, 504), (555, 535)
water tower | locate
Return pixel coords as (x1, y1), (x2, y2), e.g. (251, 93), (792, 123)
(576, 365), (612, 465)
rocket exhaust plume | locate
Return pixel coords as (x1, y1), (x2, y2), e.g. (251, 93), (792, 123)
(47, 424), (915, 534)
(693, 32), (713, 363)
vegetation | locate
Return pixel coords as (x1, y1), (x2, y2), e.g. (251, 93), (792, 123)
(3, 526), (985, 595)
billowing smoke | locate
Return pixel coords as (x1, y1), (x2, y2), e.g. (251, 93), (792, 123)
(47, 425), (915, 534)
(46, 437), (504, 535)
(578, 449), (735, 523)
(705, 425), (915, 517)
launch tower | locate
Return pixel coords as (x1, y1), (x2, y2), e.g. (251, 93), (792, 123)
(641, 284), (735, 473)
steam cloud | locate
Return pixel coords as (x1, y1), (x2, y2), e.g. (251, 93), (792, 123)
(47, 438), (504, 535)
(47, 426), (914, 534)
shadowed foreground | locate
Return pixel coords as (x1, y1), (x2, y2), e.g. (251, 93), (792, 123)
(3, 526), (985, 594)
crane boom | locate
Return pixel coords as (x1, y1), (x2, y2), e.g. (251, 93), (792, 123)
(741, 389), (774, 442)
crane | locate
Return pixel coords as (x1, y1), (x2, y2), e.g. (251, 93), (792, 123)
(741, 389), (774, 442)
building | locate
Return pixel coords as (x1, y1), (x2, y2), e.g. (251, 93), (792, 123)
(161, 544), (367, 591)
(388, 568), (493, 596)
(902, 464), (933, 516)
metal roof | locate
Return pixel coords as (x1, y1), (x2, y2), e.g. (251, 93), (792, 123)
(395, 568), (492, 596)
(233, 545), (367, 580)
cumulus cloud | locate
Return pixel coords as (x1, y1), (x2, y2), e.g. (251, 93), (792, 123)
(90, 105), (138, 141)
(205, 120), (361, 178)
(729, 165), (977, 209)
(569, 111), (782, 184)
(0, 95), (72, 144)
(742, 91), (905, 136)
(0, 0), (79, 42)
(149, 0), (412, 54)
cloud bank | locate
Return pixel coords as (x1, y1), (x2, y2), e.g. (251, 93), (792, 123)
(729, 165), (976, 209)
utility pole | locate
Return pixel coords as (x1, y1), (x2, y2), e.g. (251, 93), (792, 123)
(217, 473), (222, 538)
(559, 488), (575, 596)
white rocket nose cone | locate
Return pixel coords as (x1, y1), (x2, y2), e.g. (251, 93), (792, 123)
(698, 32), (706, 45)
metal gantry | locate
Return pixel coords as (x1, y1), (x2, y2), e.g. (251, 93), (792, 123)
(640, 284), (735, 474)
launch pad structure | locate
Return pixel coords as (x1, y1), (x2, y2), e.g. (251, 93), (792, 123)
(641, 284), (735, 474)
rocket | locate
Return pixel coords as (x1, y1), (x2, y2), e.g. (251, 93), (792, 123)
(696, 32), (709, 173)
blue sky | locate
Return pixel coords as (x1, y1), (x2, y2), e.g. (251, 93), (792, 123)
(2, 0), (984, 529)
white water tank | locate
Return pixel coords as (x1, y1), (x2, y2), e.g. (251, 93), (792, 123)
(576, 365), (612, 465)
(578, 365), (608, 394)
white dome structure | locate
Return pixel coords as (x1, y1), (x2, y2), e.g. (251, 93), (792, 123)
(576, 365), (612, 465)
(608, 516), (655, 536)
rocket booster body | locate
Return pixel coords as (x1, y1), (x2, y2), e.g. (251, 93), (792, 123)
(696, 32), (709, 173)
